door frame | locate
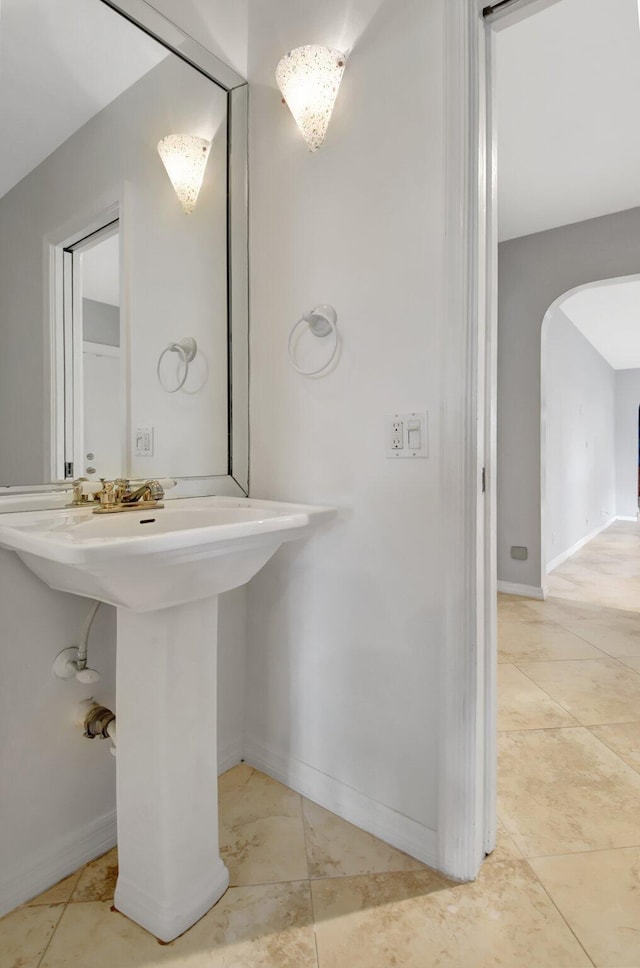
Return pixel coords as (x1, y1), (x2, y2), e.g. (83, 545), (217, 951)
(439, 0), (565, 880)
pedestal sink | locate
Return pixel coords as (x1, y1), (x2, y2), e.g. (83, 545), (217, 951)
(0, 496), (333, 941)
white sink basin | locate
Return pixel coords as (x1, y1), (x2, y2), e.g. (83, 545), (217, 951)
(0, 494), (333, 942)
(0, 496), (332, 611)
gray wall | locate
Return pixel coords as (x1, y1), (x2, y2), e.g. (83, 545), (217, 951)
(544, 308), (616, 569)
(498, 206), (640, 589)
(615, 368), (640, 518)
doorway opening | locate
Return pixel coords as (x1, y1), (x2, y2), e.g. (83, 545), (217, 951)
(478, 0), (640, 960)
(51, 215), (125, 482)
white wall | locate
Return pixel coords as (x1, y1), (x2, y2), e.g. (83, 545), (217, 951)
(615, 368), (640, 518)
(0, 555), (117, 914)
(245, 0), (444, 856)
(543, 308), (616, 571)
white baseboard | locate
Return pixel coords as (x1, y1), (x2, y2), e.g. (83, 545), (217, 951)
(217, 737), (243, 776)
(615, 515), (638, 522)
(497, 581), (546, 600)
(546, 517), (615, 574)
(244, 737), (438, 870)
(0, 809), (117, 918)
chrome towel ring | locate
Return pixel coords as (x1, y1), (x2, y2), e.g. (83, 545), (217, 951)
(288, 304), (339, 376)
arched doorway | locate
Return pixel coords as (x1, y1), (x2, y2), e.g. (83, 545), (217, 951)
(541, 274), (640, 587)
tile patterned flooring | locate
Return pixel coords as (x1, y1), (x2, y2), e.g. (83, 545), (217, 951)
(3, 521), (640, 967)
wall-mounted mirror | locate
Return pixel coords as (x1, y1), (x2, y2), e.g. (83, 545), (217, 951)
(0, 0), (248, 503)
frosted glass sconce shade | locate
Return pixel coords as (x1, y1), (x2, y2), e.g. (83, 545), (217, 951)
(157, 134), (211, 213)
(276, 45), (346, 151)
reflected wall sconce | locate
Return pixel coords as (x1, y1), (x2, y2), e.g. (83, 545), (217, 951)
(157, 134), (211, 213)
(275, 45), (346, 151)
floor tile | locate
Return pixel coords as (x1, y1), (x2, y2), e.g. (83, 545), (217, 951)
(311, 861), (591, 968)
(550, 614), (640, 658)
(541, 522), (640, 615)
(486, 825), (523, 863)
(41, 882), (317, 968)
(0, 903), (63, 968)
(219, 765), (307, 886)
(498, 614), (603, 663)
(499, 727), (640, 856)
(71, 847), (118, 902)
(302, 799), (425, 879)
(27, 871), (81, 906)
(530, 847), (640, 968)
(516, 658), (640, 725)
(498, 664), (578, 731)
(589, 722), (640, 774)
(618, 655), (640, 673)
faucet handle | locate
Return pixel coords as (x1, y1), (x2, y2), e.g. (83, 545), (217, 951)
(70, 479), (102, 505)
(99, 480), (117, 508)
(114, 478), (129, 502)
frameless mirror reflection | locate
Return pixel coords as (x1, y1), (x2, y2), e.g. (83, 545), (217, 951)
(0, 0), (246, 494)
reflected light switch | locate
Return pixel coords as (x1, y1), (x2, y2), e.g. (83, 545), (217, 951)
(135, 427), (154, 457)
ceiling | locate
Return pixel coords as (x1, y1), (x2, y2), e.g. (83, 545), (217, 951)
(496, 0), (640, 241)
(559, 277), (640, 369)
(0, 0), (167, 199)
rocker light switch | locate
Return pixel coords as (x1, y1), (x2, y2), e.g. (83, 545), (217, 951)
(407, 420), (421, 450)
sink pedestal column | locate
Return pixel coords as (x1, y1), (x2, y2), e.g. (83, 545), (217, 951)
(113, 596), (229, 942)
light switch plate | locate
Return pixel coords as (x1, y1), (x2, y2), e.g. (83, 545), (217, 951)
(135, 427), (154, 457)
(385, 412), (428, 459)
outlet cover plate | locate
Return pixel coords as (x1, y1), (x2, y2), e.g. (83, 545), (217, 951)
(385, 412), (428, 459)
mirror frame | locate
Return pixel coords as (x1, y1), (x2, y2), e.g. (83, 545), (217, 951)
(0, 0), (249, 511)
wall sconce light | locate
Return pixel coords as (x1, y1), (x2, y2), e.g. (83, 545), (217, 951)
(157, 134), (211, 214)
(276, 45), (346, 151)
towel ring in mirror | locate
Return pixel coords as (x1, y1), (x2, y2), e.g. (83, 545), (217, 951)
(157, 337), (198, 393)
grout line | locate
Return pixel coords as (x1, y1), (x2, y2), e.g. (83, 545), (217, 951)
(521, 842), (640, 862)
(523, 859), (597, 968)
(35, 892), (75, 968)
(299, 795), (312, 882)
(510, 657), (640, 728)
(300, 801), (321, 968)
(312, 927), (321, 968)
(510, 663), (585, 721)
(498, 724), (580, 733)
(527, 605), (640, 655)
(586, 719), (640, 729)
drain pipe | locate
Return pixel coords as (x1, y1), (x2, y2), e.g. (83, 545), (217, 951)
(81, 700), (117, 755)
